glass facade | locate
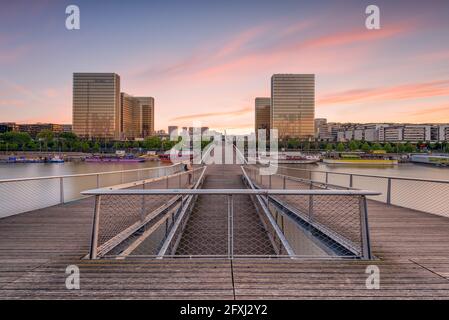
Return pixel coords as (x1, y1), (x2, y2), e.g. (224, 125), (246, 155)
(255, 97), (271, 139)
(137, 97), (155, 138)
(72, 73), (121, 140)
(271, 74), (315, 140)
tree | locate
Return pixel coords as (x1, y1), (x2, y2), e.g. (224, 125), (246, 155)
(404, 142), (415, 153)
(37, 130), (54, 151)
(361, 142), (370, 152)
(384, 143), (393, 153)
(349, 140), (359, 151)
(336, 142), (345, 152)
(143, 136), (162, 150)
(371, 143), (382, 151)
(81, 141), (90, 153)
(325, 143), (333, 151)
(287, 138), (300, 150)
(0, 131), (32, 150)
(92, 142), (101, 152)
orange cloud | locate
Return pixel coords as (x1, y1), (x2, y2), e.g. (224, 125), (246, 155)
(318, 79), (449, 106)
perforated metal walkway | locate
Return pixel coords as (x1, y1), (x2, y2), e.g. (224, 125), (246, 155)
(175, 164), (276, 256)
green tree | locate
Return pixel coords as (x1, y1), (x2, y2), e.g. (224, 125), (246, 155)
(81, 141), (90, 153)
(325, 143), (333, 151)
(361, 142), (370, 152)
(404, 142), (415, 153)
(336, 142), (345, 152)
(349, 140), (359, 151)
(0, 132), (32, 150)
(287, 138), (300, 149)
(37, 130), (54, 151)
(371, 143), (382, 151)
(92, 142), (101, 152)
(143, 136), (162, 150)
(384, 143), (393, 153)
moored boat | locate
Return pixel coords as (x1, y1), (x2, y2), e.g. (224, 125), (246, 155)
(85, 154), (145, 163)
(323, 152), (398, 165)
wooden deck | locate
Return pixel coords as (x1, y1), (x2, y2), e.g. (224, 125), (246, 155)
(1, 167), (449, 299)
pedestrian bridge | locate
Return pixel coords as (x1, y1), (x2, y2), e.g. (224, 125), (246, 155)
(1, 146), (449, 299)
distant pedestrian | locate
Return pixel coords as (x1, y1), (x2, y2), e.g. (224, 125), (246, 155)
(185, 162), (193, 185)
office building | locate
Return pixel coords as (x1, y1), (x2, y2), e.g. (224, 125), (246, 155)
(379, 126), (403, 142)
(72, 73), (121, 140)
(168, 126), (178, 138)
(0, 122), (18, 133)
(137, 97), (154, 138)
(17, 123), (63, 138)
(255, 97), (271, 139)
(402, 125), (431, 142)
(120, 93), (142, 140)
(271, 74), (315, 139)
(439, 125), (449, 142)
(62, 124), (72, 133)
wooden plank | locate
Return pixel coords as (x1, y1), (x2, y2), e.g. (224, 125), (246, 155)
(1, 162), (449, 299)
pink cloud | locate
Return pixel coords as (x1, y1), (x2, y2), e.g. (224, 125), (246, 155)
(214, 25), (268, 59)
(318, 79), (449, 106)
(183, 22), (414, 82)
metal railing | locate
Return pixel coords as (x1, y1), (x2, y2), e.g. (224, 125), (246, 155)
(83, 166), (208, 259)
(242, 166), (375, 259)
(269, 165), (449, 218)
(0, 163), (184, 218)
(82, 173), (378, 260)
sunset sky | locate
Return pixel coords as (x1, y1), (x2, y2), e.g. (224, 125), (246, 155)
(1, 0), (449, 133)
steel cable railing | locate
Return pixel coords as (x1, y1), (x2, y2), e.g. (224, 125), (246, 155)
(271, 165), (449, 218)
(0, 163), (184, 218)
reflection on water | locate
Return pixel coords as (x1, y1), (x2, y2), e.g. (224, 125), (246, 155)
(282, 162), (449, 180)
(0, 161), (165, 180)
(0, 161), (169, 218)
(277, 162), (449, 218)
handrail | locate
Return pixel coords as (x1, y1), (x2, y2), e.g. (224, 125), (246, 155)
(0, 163), (181, 183)
(81, 188), (381, 196)
(272, 164), (449, 184)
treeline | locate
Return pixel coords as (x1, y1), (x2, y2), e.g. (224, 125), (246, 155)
(282, 139), (449, 153)
(0, 130), (211, 153)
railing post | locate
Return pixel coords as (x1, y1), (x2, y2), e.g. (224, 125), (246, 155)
(386, 178), (392, 205)
(349, 174), (353, 188)
(308, 186), (313, 224)
(140, 188), (146, 222)
(325, 172), (329, 185)
(227, 195), (234, 259)
(359, 196), (372, 260)
(96, 174), (100, 188)
(89, 195), (101, 259)
(166, 175), (169, 188)
(59, 177), (64, 204)
(269, 174), (272, 189)
(179, 172), (181, 188)
(283, 175), (286, 189)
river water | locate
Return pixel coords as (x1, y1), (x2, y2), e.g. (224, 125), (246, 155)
(1, 161), (448, 180)
(0, 161), (164, 180)
(1, 161), (448, 218)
